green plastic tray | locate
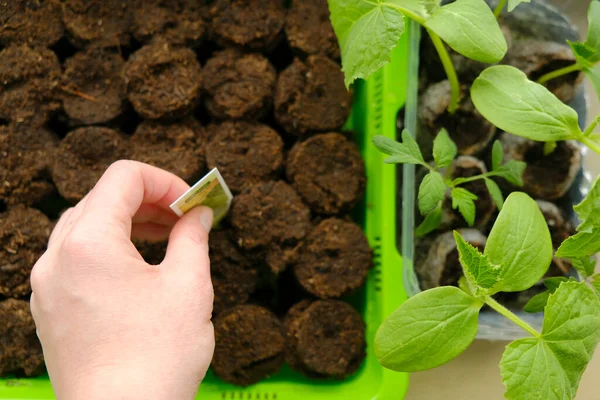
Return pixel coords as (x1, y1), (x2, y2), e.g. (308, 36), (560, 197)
(0, 30), (412, 400)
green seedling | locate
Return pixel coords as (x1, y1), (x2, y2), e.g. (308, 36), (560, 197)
(492, 0), (530, 18)
(373, 129), (525, 235)
(327, 0), (508, 113)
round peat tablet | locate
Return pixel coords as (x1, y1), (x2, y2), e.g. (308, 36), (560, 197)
(52, 127), (129, 203)
(0, 299), (45, 377)
(0, 0), (64, 47)
(285, 0), (340, 59)
(205, 121), (283, 193)
(287, 133), (365, 215)
(212, 305), (284, 386)
(294, 218), (372, 299)
(203, 49), (276, 120)
(123, 41), (203, 120)
(0, 206), (52, 298)
(275, 56), (352, 136)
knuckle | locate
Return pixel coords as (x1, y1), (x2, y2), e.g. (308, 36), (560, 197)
(61, 229), (94, 256)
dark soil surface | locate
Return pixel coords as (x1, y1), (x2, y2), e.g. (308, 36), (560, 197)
(203, 49), (276, 120)
(0, 299), (44, 376)
(206, 0), (286, 51)
(0, 0), (64, 47)
(0, 206), (52, 298)
(0, 45), (61, 127)
(284, 299), (365, 379)
(133, 240), (167, 265)
(0, 124), (59, 206)
(275, 56), (352, 136)
(123, 41), (203, 120)
(132, 0), (206, 47)
(61, 46), (125, 126)
(61, 0), (133, 48)
(285, 0), (340, 60)
(205, 121), (283, 193)
(230, 181), (312, 274)
(209, 230), (258, 315)
(52, 127), (129, 203)
(294, 218), (372, 299)
(212, 305), (284, 386)
(287, 133), (365, 215)
(131, 118), (205, 184)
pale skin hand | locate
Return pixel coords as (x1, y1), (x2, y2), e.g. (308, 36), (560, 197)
(30, 161), (215, 400)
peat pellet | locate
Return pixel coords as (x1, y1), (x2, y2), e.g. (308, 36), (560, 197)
(287, 133), (365, 215)
(0, 299), (45, 377)
(0, 206), (52, 298)
(419, 81), (496, 157)
(0, 0), (64, 47)
(294, 218), (372, 299)
(416, 229), (487, 290)
(0, 124), (59, 206)
(210, 230), (258, 315)
(131, 118), (205, 184)
(212, 305), (284, 386)
(52, 127), (128, 203)
(206, 0), (285, 51)
(205, 121), (283, 193)
(62, 46), (125, 126)
(230, 181), (312, 274)
(0, 45), (61, 127)
(275, 56), (352, 136)
(536, 200), (575, 249)
(133, 240), (167, 266)
(61, 0), (133, 48)
(499, 133), (580, 200)
(132, 0), (206, 47)
(203, 49), (276, 120)
(285, 0), (340, 59)
(284, 300), (366, 379)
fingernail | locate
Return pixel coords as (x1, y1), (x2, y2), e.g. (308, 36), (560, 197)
(196, 206), (214, 233)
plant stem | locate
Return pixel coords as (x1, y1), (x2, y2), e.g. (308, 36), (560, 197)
(579, 135), (600, 155)
(493, 0), (507, 18)
(583, 118), (599, 137)
(450, 173), (491, 186)
(428, 30), (460, 114)
(484, 296), (541, 337)
(537, 63), (582, 84)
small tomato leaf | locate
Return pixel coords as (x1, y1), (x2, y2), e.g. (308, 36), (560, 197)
(432, 128), (457, 168)
(573, 177), (600, 233)
(373, 130), (425, 165)
(572, 257), (597, 279)
(523, 290), (550, 313)
(585, 65), (600, 102)
(556, 228), (600, 259)
(568, 41), (600, 70)
(415, 203), (443, 237)
(483, 177), (504, 210)
(374, 286), (483, 372)
(451, 187), (477, 226)
(454, 231), (502, 295)
(592, 275), (600, 299)
(508, 0), (530, 12)
(471, 66), (581, 142)
(419, 171), (446, 215)
(486, 192), (553, 292)
(543, 277), (570, 292)
(458, 276), (474, 296)
(494, 160), (526, 187)
(424, 0), (507, 63)
(491, 140), (503, 171)
(586, 0), (600, 53)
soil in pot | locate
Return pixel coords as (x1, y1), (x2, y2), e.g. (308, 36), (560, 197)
(205, 121), (283, 193)
(294, 218), (372, 299)
(275, 56), (352, 136)
(61, 46), (126, 126)
(212, 305), (284, 386)
(123, 41), (203, 120)
(284, 299), (366, 379)
(0, 206), (52, 299)
(285, 0), (340, 60)
(52, 126), (129, 203)
(287, 132), (366, 215)
(0, 299), (44, 377)
(0, 0), (64, 48)
(203, 49), (276, 121)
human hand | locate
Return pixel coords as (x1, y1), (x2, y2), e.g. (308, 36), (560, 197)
(30, 161), (214, 400)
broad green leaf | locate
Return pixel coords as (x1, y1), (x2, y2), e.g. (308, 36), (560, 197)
(485, 192), (553, 292)
(419, 171), (446, 215)
(451, 187), (477, 226)
(544, 277), (570, 292)
(373, 130), (425, 165)
(374, 286), (483, 372)
(508, 0), (530, 12)
(592, 275), (600, 298)
(523, 290), (550, 313)
(493, 160), (526, 187)
(424, 0), (507, 63)
(572, 257), (597, 279)
(556, 228), (600, 258)
(491, 140), (503, 171)
(471, 66), (581, 142)
(544, 141), (557, 156)
(415, 203), (443, 237)
(432, 128), (457, 168)
(568, 41), (600, 70)
(454, 231), (502, 295)
(573, 177), (600, 233)
(586, 0), (600, 53)
(584, 65), (600, 102)
(502, 282), (600, 399)
(484, 177), (504, 210)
